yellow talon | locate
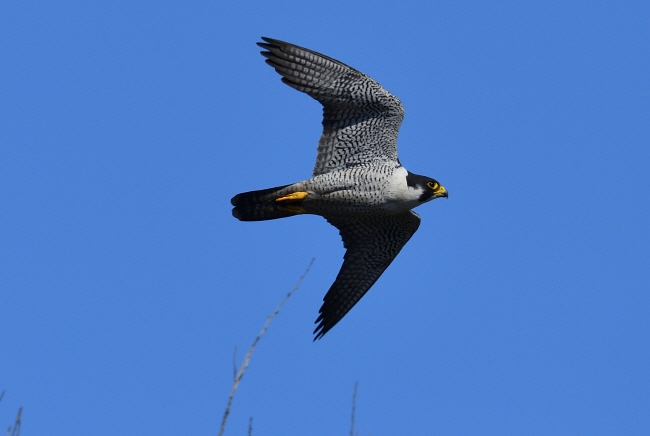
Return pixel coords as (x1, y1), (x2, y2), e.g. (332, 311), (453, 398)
(275, 191), (308, 202)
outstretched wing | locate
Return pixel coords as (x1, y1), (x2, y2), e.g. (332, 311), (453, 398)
(314, 211), (421, 339)
(257, 37), (405, 176)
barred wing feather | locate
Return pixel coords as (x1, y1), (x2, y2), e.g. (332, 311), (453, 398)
(258, 37), (405, 176)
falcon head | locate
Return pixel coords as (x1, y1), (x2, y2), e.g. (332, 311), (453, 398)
(424, 179), (448, 200)
(406, 172), (448, 203)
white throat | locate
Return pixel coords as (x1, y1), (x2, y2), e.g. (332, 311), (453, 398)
(382, 167), (425, 211)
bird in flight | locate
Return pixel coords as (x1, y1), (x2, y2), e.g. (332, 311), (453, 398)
(231, 37), (448, 340)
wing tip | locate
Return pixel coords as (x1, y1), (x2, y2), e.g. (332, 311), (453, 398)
(257, 36), (283, 51)
(257, 36), (357, 73)
(313, 323), (329, 341)
(313, 304), (339, 340)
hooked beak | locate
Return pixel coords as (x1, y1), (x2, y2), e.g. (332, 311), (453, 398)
(434, 185), (448, 199)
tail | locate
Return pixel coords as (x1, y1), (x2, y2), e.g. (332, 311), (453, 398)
(231, 184), (303, 221)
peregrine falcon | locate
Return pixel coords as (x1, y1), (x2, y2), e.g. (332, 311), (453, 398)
(231, 37), (448, 340)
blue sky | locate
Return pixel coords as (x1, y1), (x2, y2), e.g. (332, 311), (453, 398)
(1, 2), (649, 435)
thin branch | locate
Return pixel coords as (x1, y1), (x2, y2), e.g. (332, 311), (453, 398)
(350, 381), (358, 436)
(7, 407), (21, 436)
(217, 258), (315, 436)
(248, 417), (253, 436)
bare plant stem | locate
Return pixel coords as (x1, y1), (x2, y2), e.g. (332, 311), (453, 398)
(7, 407), (22, 436)
(350, 381), (358, 436)
(217, 259), (315, 436)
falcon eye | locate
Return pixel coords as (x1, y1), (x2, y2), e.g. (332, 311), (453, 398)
(427, 181), (438, 190)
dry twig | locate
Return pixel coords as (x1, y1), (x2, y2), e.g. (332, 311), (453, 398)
(217, 259), (315, 436)
(350, 381), (359, 436)
(7, 407), (22, 436)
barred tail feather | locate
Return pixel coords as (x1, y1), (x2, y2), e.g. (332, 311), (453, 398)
(231, 184), (298, 221)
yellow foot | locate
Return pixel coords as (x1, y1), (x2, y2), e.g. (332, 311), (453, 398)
(275, 191), (308, 202)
